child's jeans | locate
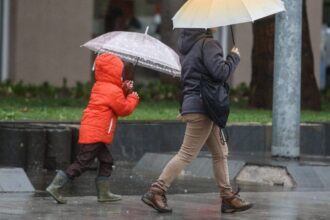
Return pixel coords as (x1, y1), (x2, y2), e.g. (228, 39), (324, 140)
(65, 142), (113, 179)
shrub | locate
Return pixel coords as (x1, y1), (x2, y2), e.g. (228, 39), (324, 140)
(229, 83), (250, 106)
(0, 80), (92, 100)
(135, 80), (180, 101)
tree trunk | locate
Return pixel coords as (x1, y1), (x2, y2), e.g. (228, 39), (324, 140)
(249, 16), (275, 109)
(301, 0), (321, 110)
(160, 0), (185, 51)
(159, 0), (185, 84)
(249, 0), (321, 110)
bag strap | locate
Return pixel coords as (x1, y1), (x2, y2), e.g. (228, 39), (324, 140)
(200, 39), (207, 76)
(200, 39), (214, 81)
(200, 39), (229, 88)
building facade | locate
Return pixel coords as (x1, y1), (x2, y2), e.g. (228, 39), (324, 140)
(1, 0), (94, 86)
(0, 0), (327, 88)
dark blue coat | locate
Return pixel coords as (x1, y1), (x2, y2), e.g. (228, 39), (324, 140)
(178, 29), (240, 115)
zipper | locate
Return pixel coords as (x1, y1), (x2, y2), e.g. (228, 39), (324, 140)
(108, 118), (113, 134)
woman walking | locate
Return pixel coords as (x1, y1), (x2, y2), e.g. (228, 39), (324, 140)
(141, 28), (253, 213)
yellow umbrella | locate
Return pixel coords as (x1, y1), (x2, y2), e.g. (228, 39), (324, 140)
(172, 0), (285, 44)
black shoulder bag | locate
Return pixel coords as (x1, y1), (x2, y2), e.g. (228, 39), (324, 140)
(200, 40), (230, 129)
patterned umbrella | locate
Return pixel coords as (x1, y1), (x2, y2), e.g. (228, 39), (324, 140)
(82, 28), (181, 77)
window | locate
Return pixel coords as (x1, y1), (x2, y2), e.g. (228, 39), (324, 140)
(93, 0), (160, 37)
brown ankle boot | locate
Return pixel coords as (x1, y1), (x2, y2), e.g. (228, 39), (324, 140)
(141, 181), (172, 213)
(221, 188), (253, 213)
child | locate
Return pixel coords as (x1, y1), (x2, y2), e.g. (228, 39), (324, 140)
(46, 53), (139, 204)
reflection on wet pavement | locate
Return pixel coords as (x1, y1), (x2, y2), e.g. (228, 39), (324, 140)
(28, 162), (294, 198)
(1, 191), (330, 220)
(0, 162), (328, 219)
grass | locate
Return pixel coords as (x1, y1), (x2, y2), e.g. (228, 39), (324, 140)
(0, 96), (329, 123)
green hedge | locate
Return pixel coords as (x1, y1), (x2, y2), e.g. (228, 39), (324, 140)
(1, 80), (328, 107)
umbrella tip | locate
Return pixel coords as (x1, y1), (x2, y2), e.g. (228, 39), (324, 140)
(145, 26), (149, 35)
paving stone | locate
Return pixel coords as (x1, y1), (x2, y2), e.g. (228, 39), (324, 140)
(0, 168), (34, 192)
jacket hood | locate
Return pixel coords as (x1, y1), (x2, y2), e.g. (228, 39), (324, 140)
(95, 53), (123, 86)
(178, 29), (212, 55)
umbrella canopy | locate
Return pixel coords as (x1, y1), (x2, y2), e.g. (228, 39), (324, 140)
(172, 0), (285, 29)
(82, 29), (181, 77)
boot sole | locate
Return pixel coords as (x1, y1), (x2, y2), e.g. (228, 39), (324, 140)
(141, 195), (172, 213)
(221, 203), (253, 213)
(46, 188), (66, 204)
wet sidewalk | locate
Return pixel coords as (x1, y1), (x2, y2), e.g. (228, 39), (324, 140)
(2, 153), (330, 219)
(1, 191), (330, 220)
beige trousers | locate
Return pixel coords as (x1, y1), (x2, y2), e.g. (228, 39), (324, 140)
(158, 113), (232, 195)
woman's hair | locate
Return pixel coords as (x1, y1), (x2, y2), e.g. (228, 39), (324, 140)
(206, 29), (213, 35)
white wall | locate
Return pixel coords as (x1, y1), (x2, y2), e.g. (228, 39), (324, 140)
(10, 0), (94, 86)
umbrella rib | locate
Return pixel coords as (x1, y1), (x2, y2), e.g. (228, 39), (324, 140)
(207, 0), (215, 28)
(240, 0), (254, 22)
(101, 48), (180, 76)
(104, 46), (179, 69)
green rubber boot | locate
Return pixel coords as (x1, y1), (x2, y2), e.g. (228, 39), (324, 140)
(95, 177), (122, 202)
(46, 170), (69, 204)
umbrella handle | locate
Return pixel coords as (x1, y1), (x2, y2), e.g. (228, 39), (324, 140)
(230, 26), (236, 46)
(132, 57), (140, 75)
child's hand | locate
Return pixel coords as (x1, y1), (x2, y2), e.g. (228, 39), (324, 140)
(122, 80), (134, 96)
(131, 92), (139, 99)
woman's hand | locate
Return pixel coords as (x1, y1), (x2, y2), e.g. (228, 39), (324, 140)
(231, 47), (240, 57)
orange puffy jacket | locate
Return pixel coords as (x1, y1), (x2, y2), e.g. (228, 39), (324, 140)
(79, 53), (139, 144)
